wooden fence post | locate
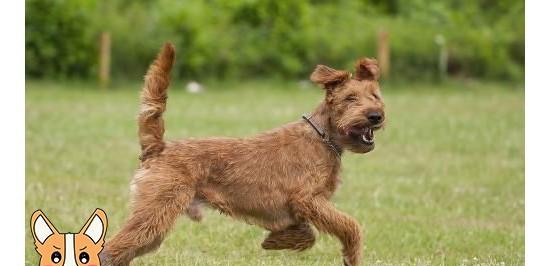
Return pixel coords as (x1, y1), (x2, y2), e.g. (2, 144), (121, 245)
(99, 32), (111, 88)
(377, 30), (390, 79)
(435, 34), (448, 81)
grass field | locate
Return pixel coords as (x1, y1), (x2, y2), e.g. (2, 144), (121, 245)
(26, 80), (524, 265)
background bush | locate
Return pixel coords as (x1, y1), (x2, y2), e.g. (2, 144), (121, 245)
(25, 0), (524, 81)
(25, 0), (97, 78)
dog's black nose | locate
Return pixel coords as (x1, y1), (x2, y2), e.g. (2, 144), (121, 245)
(367, 112), (383, 124)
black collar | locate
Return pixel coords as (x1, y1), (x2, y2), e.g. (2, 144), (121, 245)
(302, 114), (342, 157)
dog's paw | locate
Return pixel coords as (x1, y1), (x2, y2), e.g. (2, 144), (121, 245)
(261, 239), (280, 250)
(343, 255), (360, 266)
(261, 233), (315, 251)
(343, 257), (355, 266)
(99, 252), (113, 266)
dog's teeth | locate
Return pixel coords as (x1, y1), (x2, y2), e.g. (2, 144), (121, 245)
(362, 134), (368, 142)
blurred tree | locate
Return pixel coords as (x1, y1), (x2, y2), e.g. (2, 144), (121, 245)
(26, 0), (97, 78)
(25, 0), (524, 82)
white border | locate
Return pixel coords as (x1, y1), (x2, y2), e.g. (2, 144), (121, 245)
(525, 0), (550, 265)
(0, 1), (25, 265)
(1, 1), (540, 265)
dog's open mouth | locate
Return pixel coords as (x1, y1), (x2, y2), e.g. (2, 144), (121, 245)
(361, 128), (375, 145)
(346, 126), (378, 146)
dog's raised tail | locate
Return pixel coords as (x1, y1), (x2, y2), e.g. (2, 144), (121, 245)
(138, 42), (175, 161)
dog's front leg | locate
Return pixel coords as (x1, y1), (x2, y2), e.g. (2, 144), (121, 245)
(292, 197), (363, 266)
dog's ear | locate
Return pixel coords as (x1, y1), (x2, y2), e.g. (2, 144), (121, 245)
(355, 58), (380, 81)
(79, 208), (108, 245)
(30, 210), (59, 245)
(310, 65), (352, 89)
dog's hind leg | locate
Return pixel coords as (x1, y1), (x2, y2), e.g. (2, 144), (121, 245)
(101, 169), (197, 266)
(261, 222), (316, 251)
(291, 197), (363, 266)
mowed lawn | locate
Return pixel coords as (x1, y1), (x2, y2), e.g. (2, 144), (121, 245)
(26, 80), (524, 265)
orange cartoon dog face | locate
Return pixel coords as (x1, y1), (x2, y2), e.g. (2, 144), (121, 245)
(30, 209), (108, 266)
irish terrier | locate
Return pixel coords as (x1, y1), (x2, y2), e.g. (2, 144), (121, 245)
(101, 43), (385, 266)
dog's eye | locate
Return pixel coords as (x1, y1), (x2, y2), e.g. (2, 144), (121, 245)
(372, 93), (380, 100)
(79, 252), (90, 264)
(51, 251), (62, 263)
(345, 95), (358, 102)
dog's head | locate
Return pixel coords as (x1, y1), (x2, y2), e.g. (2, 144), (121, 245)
(30, 209), (108, 266)
(310, 58), (385, 153)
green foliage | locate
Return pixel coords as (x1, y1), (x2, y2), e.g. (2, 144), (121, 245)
(25, 0), (524, 81)
(25, 0), (97, 78)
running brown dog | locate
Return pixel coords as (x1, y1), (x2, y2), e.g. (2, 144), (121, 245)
(101, 43), (386, 266)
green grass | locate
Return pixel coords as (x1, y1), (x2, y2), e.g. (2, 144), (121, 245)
(26, 80), (524, 265)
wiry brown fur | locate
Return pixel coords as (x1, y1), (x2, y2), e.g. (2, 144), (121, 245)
(138, 42), (174, 161)
(101, 43), (386, 266)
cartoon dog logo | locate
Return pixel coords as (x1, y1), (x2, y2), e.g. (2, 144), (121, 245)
(30, 209), (108, 266)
